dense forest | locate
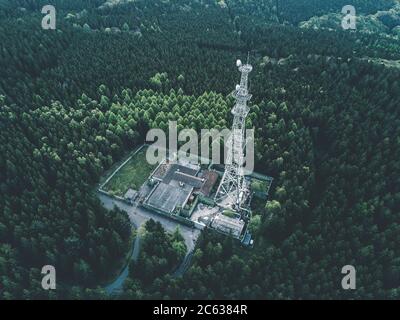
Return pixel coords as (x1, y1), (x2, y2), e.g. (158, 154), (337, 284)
(122, 219), (187, 299)
(0, 0), (399, 299)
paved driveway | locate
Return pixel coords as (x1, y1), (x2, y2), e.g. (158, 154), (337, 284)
(100, 192), (202, 294)
(98, 193), (200, 252)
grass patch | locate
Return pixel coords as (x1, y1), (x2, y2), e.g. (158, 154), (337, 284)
(103, 147), (157, 196)
(222, 210), (238, 218)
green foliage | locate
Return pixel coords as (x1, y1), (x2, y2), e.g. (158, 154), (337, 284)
(103, 147), (157, 196)
(0, 0), (399, 300)
(248, 215), (262, 234)
(222, 210), (237, 218)
(0, 90), (133, 298)
(125, 220), (187, 290)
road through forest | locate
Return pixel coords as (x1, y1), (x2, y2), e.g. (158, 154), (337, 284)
(100, 193), (201, 294)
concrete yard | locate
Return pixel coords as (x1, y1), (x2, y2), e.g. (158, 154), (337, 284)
(145, 182), (192, 214)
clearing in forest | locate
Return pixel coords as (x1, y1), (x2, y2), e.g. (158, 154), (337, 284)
(102, 146), (157, 197)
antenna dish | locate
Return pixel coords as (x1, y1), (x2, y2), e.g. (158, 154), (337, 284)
(236, 59), (242, 67)
(236, 84), (240, 91)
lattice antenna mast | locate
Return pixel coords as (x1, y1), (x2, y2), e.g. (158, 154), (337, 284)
(214, 58), (253, 210)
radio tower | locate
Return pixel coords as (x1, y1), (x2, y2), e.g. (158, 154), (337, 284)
(214, 57), (253, 211)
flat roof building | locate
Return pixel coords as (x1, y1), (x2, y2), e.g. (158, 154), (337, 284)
(210, 213), (245, 239)
(124, 188), (138, 205)
(145, 182), (192, 214)
(144, 161), (203, 216)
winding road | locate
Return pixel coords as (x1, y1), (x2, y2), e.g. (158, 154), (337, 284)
(105, 235), (141, 295)
(100, 193), (201, 294)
